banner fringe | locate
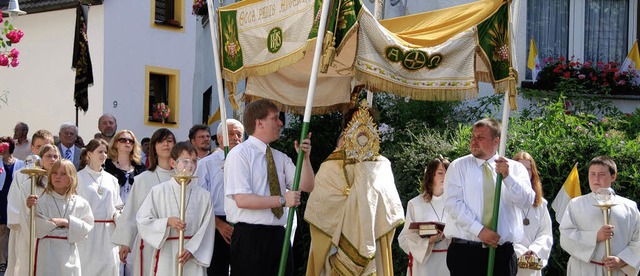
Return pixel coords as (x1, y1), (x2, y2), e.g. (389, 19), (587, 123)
(354, 71), (478, 101)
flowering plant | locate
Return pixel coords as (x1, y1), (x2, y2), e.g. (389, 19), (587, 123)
(533, 56), (640, 95)
(152, 102), (171, 124)
(0, 142), (8, 174)
(0, 10), (24, 68)
(192, 0), (208, 16)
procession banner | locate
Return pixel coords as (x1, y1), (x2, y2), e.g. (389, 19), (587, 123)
(219, 0), (317, 82)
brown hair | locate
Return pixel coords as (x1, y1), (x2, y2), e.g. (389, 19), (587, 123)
(108, 130), (142, 164)
(32, 129), (54, 145)
(473, 118), (501, 139)
(242, 99), (278, 135)
(45, 159), (78, 198)
(79, 139), (109, 170)
(148, 128), (175, 171)
(513, 151), (543, 207)
(421, 157), (450, 202)
(589, 156), (617, 176)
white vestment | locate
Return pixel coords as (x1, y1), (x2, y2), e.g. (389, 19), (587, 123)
(560, 193), (640, 276)
(112, 167), (173, 276)
(398, 194), (450, 276)
(77, 167), (123, 276)
(7, 173), (45, 276)
(33, 193), (94, 276)
(514, 199), (553, 276)
(136, 179), (215, 276)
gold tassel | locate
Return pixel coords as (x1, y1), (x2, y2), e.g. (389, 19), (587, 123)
(320, 32), (336, 73)
(225, 80), (240, 110)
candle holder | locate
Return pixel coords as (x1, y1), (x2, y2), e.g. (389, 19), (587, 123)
(171, 158), (196, 276)
(593, 187), (617, 276)
(20, 155), (46, 276)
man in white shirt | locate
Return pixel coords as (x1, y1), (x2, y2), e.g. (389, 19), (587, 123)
(443, 118), (534, 276)
(12, 122), (30, 160)
(195, 118), (244, 275)
(58, 122), (82, 170)
(224, 99), (314, 276)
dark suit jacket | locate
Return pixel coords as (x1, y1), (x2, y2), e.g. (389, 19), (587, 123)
(58, 144), (82, 170)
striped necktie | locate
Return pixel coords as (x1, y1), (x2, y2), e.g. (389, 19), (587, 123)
(64, 148), (72, 161)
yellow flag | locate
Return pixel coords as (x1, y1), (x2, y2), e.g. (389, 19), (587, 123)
(551, 163), (581, 223)
(621, 40), (640, 71)
(527, 38), (540, 81)
(207, 107), (221, 126)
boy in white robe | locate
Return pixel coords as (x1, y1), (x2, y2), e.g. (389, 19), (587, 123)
(560, 156), (640, 276)
(137, 142), (214, 276)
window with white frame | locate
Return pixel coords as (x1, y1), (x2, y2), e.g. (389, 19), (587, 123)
(526, 0), (638, 79)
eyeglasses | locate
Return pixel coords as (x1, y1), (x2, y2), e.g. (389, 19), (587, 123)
(118, 138), (134, 144)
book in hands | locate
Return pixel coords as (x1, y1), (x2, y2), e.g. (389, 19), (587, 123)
(408, 221), (445, 238)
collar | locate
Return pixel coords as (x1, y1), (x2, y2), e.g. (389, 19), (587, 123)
(474, 153), (499, 168)
(83, 166), (103, 177)
(247, 136), (269, 153)
(60, 144), (73, 152)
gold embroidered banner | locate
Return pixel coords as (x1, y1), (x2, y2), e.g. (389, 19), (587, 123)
(219, 0), (317, 82)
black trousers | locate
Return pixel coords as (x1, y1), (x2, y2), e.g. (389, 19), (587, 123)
(230, 222), (294, 276)
(207, 216), (231, 276)
(446, 238), (517, 276)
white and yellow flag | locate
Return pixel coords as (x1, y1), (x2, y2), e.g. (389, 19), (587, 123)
(621, 40), (640, 83)
(551, 163), (581, 223)
(527, 37), (540, 81)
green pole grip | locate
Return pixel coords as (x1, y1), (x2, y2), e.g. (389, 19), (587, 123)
(277, 122), (310, 276)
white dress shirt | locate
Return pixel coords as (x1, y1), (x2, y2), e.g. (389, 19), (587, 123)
(224, 136), (296, 226)
(196, 149), (227, 216)
(443, 153), (534, 244)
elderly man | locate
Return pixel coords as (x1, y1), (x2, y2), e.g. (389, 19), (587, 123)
(12, 122), (30, 160)
(195, 119), (244, 276)
(97, 113), (117, 143)
(443, 118), (534, 276)
(189, 124), (212, 159)
(58, 122), (82, 169)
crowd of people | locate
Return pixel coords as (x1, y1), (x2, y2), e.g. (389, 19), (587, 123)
(0, 101), (637, 276)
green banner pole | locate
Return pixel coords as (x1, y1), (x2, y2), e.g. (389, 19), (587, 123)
(277, 0), (333, 274)
(487, 90), (511, 276)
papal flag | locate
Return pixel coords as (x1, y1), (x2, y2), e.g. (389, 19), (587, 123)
(527, 37), (540, 81)
(621, 40), (640, 83)
(551, 163), (581, 223)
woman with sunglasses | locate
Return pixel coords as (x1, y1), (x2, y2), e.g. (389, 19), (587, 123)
(104, 130), (146, 205)
(6, 144), (60, 276)
(112, 128), (175, 276)
(77, 139), (123, 276)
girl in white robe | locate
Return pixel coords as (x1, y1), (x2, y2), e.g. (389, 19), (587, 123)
(27, 159), (94, 276)
(77, 139), (123, 276)
(112, 128), (175, 276)
(136, 142), (214, 276)
(398, 157), (450, 276)
(7, 144), (60, 276)
(512, 152), (553, 276)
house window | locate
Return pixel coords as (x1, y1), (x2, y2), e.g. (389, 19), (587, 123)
(145, 66), (180, 127)
(151, 0), (185, 30)
(525, 0), (637, 79)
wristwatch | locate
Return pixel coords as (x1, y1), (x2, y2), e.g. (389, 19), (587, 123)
(279, 196), (286, 207)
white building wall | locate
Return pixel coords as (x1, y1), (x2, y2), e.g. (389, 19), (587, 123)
(0, 6), (105, 142)
(104, 0), (197, 141)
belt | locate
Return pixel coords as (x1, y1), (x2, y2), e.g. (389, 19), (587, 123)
(95, 219), (115, 223)
(451, 238), (484, 247)
(590, 260), (605, 266)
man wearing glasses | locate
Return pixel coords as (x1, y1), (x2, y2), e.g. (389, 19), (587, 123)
(58, 122), (82, 170)
(189, 124), (213, 160)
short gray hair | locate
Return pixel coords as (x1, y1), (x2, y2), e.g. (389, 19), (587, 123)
(59, 122), (78, 133)
(217, 119), (244, 135)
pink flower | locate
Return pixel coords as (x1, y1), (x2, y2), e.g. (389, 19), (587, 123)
(0, 54), (8, 67)
(616, 80), (626, 86)
(605, 133), (610, 138)
(0, 12), (3, 23)
(578, 74), (586, 80)
(563, 72), (571, 78)
(601, 117), (609, 123)
(6, 30), (22, 43)
(558, 56), (566, 62)
(9, 48), (19, 59)
(564, 101), (572, 109)
(10, 58), (19, 67)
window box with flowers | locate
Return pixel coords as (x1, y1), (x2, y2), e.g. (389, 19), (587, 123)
(530, 57), (640, 96)
(192, 0), (208, 16)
